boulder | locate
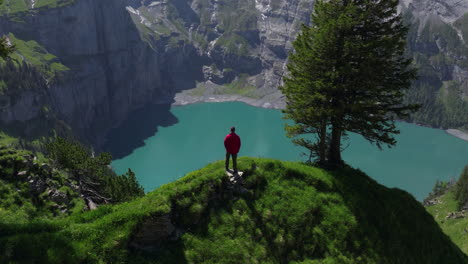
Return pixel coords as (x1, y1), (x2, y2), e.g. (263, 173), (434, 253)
(29, 178), (47, 194)
(446, 211), (465, 219)
(423, 199), (440, 206)
(86, 198), (98, 210)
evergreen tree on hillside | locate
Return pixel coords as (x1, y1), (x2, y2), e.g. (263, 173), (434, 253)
(280, 0), (419, 165)
(455, 166), (468, 210)
(47, 137), (144, 203)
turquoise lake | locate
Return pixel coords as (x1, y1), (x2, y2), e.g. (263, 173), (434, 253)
(112, 102), (468, 201)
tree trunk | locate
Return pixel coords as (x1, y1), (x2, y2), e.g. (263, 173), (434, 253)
(328, 125), (342, 165)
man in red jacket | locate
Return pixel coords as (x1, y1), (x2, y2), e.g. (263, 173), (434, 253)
(224, 126), (241, 173)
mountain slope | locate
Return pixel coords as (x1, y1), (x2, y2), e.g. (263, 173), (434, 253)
(0, 0), (467, 151)
(1, 158), (466, 263)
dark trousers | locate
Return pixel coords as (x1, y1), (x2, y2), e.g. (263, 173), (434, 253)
(225, 152), (238, 172)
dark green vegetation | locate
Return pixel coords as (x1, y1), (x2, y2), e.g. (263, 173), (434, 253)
(1, 33), (68, 81)
(0, 59), (48, 96)
(424, 166), (468, 211)
(1, 158), (466, 263)
(0, 135), (143, 222)
(0, 0), (75, 16)
(281, 0), (418, 165)
(404, 11), (468, 131)
(47, 137), (144, 203)
(455, 166), (468, 211)
(0, 35), (14, 59)
(0, 32), (70, 140)
(424, 166), (468, 254)
(0, 144), (85, 219)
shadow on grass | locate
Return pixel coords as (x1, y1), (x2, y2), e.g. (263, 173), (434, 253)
(127, 240), (188, 264)
(102, 103), (178, 160)
(0, 229), (77, 263)
(330, 165), (468, 264)
(100, 159), (468, 263)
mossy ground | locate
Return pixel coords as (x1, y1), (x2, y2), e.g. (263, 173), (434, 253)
(0, 158), (467, 263)
(426, 190), (468, 254)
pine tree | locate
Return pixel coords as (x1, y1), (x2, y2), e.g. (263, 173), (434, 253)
(280, 0), (419, 165)
(455, 166), (468, 210)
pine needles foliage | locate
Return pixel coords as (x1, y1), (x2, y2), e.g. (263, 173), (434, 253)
(455, 166), (468, 210)
(280, 0), (419, 165)
(47, 137), (144, 203)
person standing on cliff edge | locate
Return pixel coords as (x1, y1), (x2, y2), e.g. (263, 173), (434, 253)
(224, 126), (241, 174)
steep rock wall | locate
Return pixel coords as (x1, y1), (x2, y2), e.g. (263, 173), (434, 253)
(0, 0), (206, 145)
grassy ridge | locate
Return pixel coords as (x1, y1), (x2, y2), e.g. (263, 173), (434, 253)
(1, 158), (467, 263)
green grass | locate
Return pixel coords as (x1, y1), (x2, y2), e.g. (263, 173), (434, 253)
(0, 0), (75, 15)
(0, 0), (28, 15)
(426, 190), (468, 254)
(0, 144), (84, 221)
(189, 82), (207, 96)
(215, 34), (251, 56)
(5, 33), (69, 78)
(0, 158), (466, 263)
(215, 74), (259, 98)
(33, 0), (75, 9)
(0, 131), (18, 146)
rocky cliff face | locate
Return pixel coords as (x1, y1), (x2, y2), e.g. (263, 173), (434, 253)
(402, 0), (468, 129)
(0, 0), (466, 149)
(1, 0), (176, 144)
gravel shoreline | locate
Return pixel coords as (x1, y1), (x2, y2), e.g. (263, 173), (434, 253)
(446, 129), (468, 142)
(173, 93), (286, 109)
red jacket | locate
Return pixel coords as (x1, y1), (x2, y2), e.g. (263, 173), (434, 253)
(224, 132), (241, 154)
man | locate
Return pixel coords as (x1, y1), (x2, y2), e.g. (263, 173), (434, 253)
(224, 126), (241, 173)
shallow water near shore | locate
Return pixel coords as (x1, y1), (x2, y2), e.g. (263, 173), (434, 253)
(112, 102), (468, 200)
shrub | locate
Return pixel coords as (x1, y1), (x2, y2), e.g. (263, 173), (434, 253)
(47, 137), (144, 203)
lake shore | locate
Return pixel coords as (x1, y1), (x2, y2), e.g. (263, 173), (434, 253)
(446, 129), (468, 142)
(173, 91), (468, 142)
(173, 92), (286, 109)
